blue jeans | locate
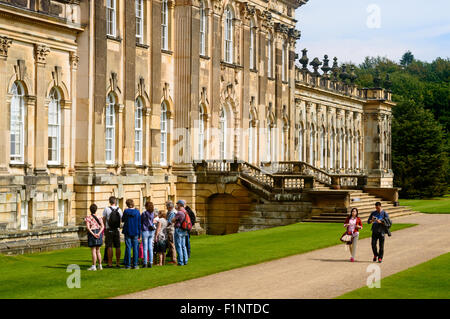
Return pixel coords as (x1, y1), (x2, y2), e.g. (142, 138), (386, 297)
(124, 235), (139, 268)
(142, 230), (155, 265)
(175, 228), (188, 265)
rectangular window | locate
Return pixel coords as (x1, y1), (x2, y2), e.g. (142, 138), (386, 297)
(48, 98), (60, 164)
(20, 201), (28, 230)
(136, 0), (144, 44)
(105, 102), (115, 164)
(282, 44), (286, 81)
(57, 199), (65, 227)
(161, 0), (169, 50)
(199, 4), (206, 56)
(267, 35), (272, 78)
(106, 0), (116, 37)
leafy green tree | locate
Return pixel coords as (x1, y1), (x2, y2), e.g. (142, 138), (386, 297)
(392, 100), (448, 198)
(400, 51), (414, 67)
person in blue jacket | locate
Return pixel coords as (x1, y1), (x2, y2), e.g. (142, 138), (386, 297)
(122, 199), (141, 269)
(367, 202), (390, 263)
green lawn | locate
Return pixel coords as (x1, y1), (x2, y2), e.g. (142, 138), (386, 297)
(338, 252), (450, 299)
(400, 194), (450, 214)
(0, 222), (415, 299)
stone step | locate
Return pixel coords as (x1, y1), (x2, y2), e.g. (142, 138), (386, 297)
(303, 210), (416, 223)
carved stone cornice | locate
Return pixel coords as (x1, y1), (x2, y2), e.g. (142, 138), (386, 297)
(34, 44), (50, 65)
(241, 2), (256, 22)
(259, 10), (273, 31)
(0, 36), (12, 59)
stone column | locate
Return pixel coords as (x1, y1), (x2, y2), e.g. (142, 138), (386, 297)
(0, 37), (12, 174)
(69, 52), (79, 174)
(150, 0), (162, 168)
(122, 0), (137, 171)
(34, 44), (50, 175)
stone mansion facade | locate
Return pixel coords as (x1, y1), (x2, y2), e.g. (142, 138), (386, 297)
(0, 0), (397, 253)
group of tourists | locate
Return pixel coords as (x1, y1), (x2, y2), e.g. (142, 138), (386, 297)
(84, 196), (195, 270)
(342, 201), (392, 262)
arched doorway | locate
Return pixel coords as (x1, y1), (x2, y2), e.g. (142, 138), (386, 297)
(207, 194), (241, 235)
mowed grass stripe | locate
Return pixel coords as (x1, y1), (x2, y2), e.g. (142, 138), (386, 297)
(0, 222), (415, 299)
(400, 194), (450, 214)
(337, 252), (450, 299)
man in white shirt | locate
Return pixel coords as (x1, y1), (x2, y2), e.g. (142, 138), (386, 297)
(103, 196), (123, 268)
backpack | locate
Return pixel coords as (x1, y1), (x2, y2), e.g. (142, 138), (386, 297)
(185, 206), (196, 225)
(108, 207), (121, 230)
(181, 211), (193, 232)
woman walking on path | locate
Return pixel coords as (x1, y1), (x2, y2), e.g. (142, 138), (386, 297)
(85, 204), (104, 271)
(343, 208), (362, 262)
(154, 210), (169, 266)
(141, 201), (156, 268)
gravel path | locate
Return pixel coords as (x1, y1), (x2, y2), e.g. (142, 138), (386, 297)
(115, 213), (450, 299)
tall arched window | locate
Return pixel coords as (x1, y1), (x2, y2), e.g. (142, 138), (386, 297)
(160, 102), (168, 165)
(298, 124), (303, 162)
(267, 33), (272, 77)
(105, 93), (116, 164)
(200, 1), (207, 56)
(339, 129), (344, 169)
(249, 19), (255, 69)
(106, 0), (117, 37)
(347, 131), (351, 169)
(48, 88), (61, 164)
(161, 0), (169, 50)
(10, 82), (25, 164)
(320, 126), (325, 168)
(356, 131), (360, 169)
(282, 42), (287, 82)
(135, 98), (143, 165)
(248, 112), (254, 164)
(136, 0), (144, 44)
(219, 107), (227, 159)
(224, 6), (233, 63)
(198, 106), (205, 159)
(309, 125), (315, 165)
(330, 128), (335, 169)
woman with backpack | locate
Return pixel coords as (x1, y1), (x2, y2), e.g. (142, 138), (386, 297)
(141, 201), (157, 268)
(343, 207), (363, 262)
(85, 204), (104, 271)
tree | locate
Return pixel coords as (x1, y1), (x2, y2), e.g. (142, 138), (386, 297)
(400, 51), (414, 67)
(392, 100), (448, 198)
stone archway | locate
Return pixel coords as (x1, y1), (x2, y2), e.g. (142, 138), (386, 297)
(206, 193), (241, 235)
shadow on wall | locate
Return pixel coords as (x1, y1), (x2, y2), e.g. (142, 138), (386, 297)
(206, 194), (242, 235)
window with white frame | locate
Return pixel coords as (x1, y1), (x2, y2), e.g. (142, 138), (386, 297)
(267, 33), (272, 77)
(356, 131), (360, 169)
(106, 0), (117, 37)
(105, 94), (116, 164)
(136, 0), (144, 44)
(330, 128), (335, 169)
(160, 102), (168, 165)
(161, 0), (169, 50)
(309, 126), (315, 165)
(57, 199), (65, 227)
(10, 82), (25, 164)
(339, 130), (344, 168)
(135, 98), (143, 165)
(20, 200), (28, 230)
(200, 1), (207, 56)
(298, 124), (303, 162)
(219, 107), (227, 159)
(48, 88), (61, 165)
(224, 6), (233, 63)
(198, 106), (205, 159)
(249, 19), (255, 69)
(320, 126), (325, 168)
(248, 113), (254, 164)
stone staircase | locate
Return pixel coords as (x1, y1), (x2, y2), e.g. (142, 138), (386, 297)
(304, 184), (418, 223)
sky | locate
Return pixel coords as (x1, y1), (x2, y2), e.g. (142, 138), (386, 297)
(294, 0), (450, 65)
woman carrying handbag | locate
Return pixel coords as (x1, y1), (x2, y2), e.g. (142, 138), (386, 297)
(342, 207), (363, 262)
(85, 204), (105, 271)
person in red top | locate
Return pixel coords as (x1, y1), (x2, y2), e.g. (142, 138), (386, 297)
(343, 208), (363, 262)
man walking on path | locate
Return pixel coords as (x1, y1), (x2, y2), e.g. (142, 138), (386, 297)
(166, 201), (177, 264)
(173, 200), (189, 266)
(103, 196), (123, 268)
(368, 202), (390, 263)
